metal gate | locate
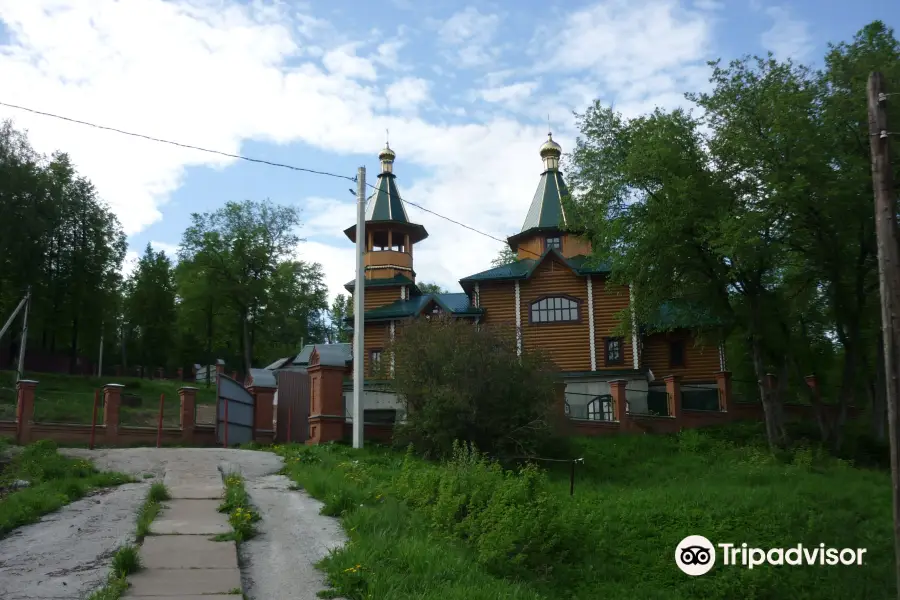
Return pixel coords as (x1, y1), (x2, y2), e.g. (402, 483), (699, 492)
(274, 370), (310, 443)
(217, 374), (256, 446)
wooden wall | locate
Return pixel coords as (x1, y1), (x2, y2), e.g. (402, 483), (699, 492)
(358, 321), (391, 376)
(479, 282), (516, 327)
(515, 233), (592, 261)
(519, 255), (591, 371)
(642, 331), (721, 382)
(358, 286), (402, 312)
(592, 277), (634, 369)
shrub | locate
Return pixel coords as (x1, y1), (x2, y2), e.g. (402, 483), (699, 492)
(390, 319), (565, 460)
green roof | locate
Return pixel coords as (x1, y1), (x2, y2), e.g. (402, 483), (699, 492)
(366, 172), (409, 222)
(459, 249), (610, 286)
(358, 293), (483, 323)
(520, 169), (570, 232)
(344, 274), (414, 293)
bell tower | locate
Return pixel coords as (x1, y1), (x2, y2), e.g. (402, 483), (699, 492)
(344, 144), (429, 301)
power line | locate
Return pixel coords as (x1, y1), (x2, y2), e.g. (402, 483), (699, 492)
(1, 99), (543, 259)
(0, 100), (356, 183)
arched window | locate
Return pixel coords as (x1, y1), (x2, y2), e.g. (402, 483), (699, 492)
(586, 395), (613, 421)
(530, 296), (580, 323)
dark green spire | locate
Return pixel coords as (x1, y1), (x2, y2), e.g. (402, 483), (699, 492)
(519, 133), (569, 231)
(366, 143), (410, 223)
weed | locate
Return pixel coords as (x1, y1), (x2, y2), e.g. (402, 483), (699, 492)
(83, 574), (128, 600)
(111, 545), (141, 576)
(218, 472), (260, 542)
(147, 482), (170, 503)
(135, 483), (169, 541)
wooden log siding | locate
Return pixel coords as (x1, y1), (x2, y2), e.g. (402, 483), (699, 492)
(642, 331), (720, 382)
(592, 277), (634, 369)
(516, 233), (592, 261)
(361, 322), (391, 376)
(519, 256), (592, 372)
(362, 287), (401, 312)
(478, 283), (516, 327)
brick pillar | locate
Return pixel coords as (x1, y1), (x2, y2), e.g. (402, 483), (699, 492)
(15, 379), (37, 445)
(307, 350), (347, 444)
(715, 371), (732, 412)
(804, 374), (820, 401)
(115, 365), (122, 377)
(231, 370), (238, 380)
(157, 367), (165, 379)
(248, 385), (276, 443)
(765, 372), (777, 393)
(609, 379), (628, 422)
(103, 384), (123, 443)
(664, 375), (682, 420)
(177, 367), (183, 380)
(216, 361), (224, 375)
(179, 387), (197, 444)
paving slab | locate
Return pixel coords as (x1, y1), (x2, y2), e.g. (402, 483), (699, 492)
(140, 535), (238, 570)
(150, 499), (230, 535)
(125, 568), (242, 596)
(167, 483), (224, 499)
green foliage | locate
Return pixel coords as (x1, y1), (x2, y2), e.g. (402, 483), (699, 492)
(147, 482), (170, 503)
(274, 426), (895, 600)
(216, 472), (260, 542)
(135, 488), (165, 541)
(0, 441), (131, 537)
(0, 123), (126, 374)
(490, 246), (517, 268)
(390, 318), (565, 460)
(122, 244), (177, 370)
(416, 282), (446, 294)
(111, 544), (141, 576)
(326, 294), (352, 343)
(84, 574), (128, 600)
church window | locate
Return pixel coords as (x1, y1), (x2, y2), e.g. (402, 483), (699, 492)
(530, 296), (580, 323)
(545, 236), (561, 251)
(605, 337), (624, 366)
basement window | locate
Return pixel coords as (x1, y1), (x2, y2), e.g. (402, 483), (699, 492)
(587, 395), (614, 421)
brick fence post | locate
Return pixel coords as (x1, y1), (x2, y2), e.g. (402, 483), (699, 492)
(248, 384), (276, 443)
(664, 375), (682, 421)
(307, 349), (347, 444)
(715, 371), (732, 412)
(15, 379), (38, 445)
(177, 367), (184, 381)
(103, 384), (123, 444)
(179, 387), (197, 444)
(609, 379), (628, 422)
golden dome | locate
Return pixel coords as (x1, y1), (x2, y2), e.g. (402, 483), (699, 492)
(378, 143), (396, 162)
(540, 132), (562, 158)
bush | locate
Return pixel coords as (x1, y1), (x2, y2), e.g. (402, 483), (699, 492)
(390, 319), (565, 460)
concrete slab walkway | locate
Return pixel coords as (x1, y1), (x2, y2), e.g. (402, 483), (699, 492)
(124, 465), (241, 598)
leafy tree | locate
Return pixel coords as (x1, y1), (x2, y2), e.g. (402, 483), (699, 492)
(390, 318), (564, 460)
(416, 282), (446, 294)
(255, 260), (329, 359)
(178, 199), (302, 373)
(327, 294), (352, 343)
(491, 246), (517, 268)
(123, 244), (177, 370)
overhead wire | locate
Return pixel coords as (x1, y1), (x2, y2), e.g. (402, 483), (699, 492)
(0, 99), (549, 261)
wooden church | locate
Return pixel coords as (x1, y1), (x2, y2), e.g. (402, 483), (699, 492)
(344, 135), (725, 422)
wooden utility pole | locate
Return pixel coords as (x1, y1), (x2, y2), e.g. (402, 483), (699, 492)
(869, 71), (900, 598)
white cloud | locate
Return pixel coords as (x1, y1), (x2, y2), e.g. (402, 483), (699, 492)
(479, 81), (540, 105)
(149, 240), (181, 258)
(435, 7), (501, 68)
(0, 0), (724, 306)
(760, 6), (813, 62)
(385, 77), (431, 113)
(322, 44), (377, 80)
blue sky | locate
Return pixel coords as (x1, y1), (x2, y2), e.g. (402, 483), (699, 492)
(0, 0), (896, 302)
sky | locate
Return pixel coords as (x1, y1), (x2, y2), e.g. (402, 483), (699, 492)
(0, 0), (897, 304)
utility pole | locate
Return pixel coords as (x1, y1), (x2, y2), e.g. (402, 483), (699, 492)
(352, 166), (366, 449)
(869, 71), (900, 598)
(16, 287), (30, 381)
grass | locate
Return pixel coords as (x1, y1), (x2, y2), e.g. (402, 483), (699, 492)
(0, 369), (217, 426)
(135, 483), (169, 541)
(216, 472), (261, 542)
(273, 422), (895, 600)
(0, 439), (132, 537)
(86, 482), (171, 600)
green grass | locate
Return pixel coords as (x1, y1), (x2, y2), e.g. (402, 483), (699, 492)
(0, 369), (216, 426)
(273, 423), (895, 600)
(216, 472), (260, 542)
(111, 545), (141, 576)
(0, 440), (132, 537)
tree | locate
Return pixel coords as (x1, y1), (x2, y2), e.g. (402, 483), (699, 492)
(255, 260), (329, 360)
(390, 318), (563, 460)
(123, 244), (177, 370)
(491, 246), (517, 268)
(327, 294), (352, 343)
(416, 282), (446, 294)
(178, 199), (302, 373)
